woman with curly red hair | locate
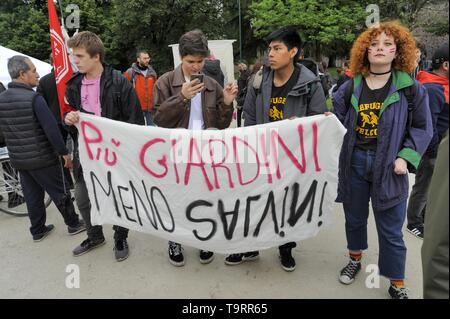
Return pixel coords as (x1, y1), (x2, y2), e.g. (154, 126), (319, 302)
(332, 21), (433, 299)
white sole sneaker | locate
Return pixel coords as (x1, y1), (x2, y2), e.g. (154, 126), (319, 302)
(339, 275), (355, 285)
(406, 227), (423, 239)
(169, 258), (185, 267)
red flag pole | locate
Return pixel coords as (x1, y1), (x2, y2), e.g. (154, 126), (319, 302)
(48, 0), (74, 120)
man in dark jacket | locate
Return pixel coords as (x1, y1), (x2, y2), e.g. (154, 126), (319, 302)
(37, 60), (74, 189)
(406, 43), (449, 239)
(238, 27), (327, 272)
(0, 56), (85, 241)
(235, 62), (251, 127)
(64, 31), (144, 261)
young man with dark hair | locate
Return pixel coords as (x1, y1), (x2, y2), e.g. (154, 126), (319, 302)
(64, 31), (144, 261)
(124, 50), (157, 126)
(407, 42), (449, 239)
(231, 26), (327, 272)
(153, 29), (238, 267)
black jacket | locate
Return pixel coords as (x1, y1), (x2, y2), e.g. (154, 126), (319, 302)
(0, 82), (59, 170)
(37, 70), (61, 123)
(65, 65), (144, 125)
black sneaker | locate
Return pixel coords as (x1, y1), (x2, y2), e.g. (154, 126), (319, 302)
(114, 239), (129, 262)
(168, 242), (185, 267)
(279, 247), (296, 272)
(73, 238), (106, 256)
(224, 253), (244, 265)
(68, 220), (86, 235)
(225, 251), (259, 265)
(388, 285), (409, 299)
(8, 193), (26, 208)
(406, 225), (424, 239)
(33, 224), (55, 242)
(339, 259), (361, 284)
(243, 251), (260, 261)
(199, 250), (214, 264)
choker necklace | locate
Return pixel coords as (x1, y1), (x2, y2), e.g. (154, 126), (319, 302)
(370, 69), (392, 76)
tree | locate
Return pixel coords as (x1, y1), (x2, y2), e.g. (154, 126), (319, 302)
(110, 0), (226, 73)
(0, 1), (50, 60)
(248, 0), (367, 61)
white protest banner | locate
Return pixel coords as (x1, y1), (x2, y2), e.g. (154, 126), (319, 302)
(76, 114), (346, 254)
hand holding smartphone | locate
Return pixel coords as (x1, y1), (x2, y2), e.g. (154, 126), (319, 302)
(190, 74), (204, 83)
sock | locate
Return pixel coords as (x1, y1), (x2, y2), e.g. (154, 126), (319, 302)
(391, 279), (405, 288)
(349, 251), (362, 262)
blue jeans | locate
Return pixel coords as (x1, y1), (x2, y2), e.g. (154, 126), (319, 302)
(343, 148), (407, 280)
(143, 111), (154, 126)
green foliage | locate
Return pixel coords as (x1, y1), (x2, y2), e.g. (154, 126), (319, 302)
(249, 0), (367, 59)
(0, 1), (50, 60)
(0, 0), (447, 73)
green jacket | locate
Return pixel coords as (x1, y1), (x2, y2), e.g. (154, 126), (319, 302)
(422, 131), (449, 299)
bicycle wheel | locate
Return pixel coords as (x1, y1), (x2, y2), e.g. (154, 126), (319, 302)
(0, 158), (51, 217)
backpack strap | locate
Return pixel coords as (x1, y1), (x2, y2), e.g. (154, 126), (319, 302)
(305, 80), (319, 106)
(344, 78), (354, 110)
(400, 82), (418, 173)
(252, 67), (264, 95)
(403, 83), (417, 131)
(131, 69), (137, 88)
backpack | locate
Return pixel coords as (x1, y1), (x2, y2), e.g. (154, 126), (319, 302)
(126, 68), (138, 88)
(202, 59), (225, 87)
(298, 58), (329, 97)
(343, 79), (418, 173)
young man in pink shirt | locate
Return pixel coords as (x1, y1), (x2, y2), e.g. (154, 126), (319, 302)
(64, 31), (144, 261)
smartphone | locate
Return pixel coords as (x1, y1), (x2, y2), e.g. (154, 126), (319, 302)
(190, 74), (204, 83)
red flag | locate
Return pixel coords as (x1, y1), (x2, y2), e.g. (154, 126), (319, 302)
(48, 0), (74, 119)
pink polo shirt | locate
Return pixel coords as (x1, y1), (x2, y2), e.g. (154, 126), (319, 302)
(81, 75), (101, 116)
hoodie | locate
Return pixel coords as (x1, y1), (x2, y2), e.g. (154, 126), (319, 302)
(416, 71), (449, 157)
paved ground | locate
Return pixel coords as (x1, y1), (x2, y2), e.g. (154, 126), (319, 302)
(0, 174), (423, 299)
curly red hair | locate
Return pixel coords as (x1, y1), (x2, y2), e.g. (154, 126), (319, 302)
(350, 21), (417, 77)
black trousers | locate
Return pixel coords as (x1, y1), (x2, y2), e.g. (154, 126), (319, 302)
(19, 163), (80, 236)
(59, 125), (74, 189)
(236, 107), (243, 127)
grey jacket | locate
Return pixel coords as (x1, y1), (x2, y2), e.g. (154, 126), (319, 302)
(243, 63), (327, 126)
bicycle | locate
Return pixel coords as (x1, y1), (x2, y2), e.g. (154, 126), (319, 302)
(0, 147), (52, 217)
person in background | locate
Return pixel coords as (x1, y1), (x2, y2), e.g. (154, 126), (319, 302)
(124, 50), (157, 126)
(37, 55), (75, 189)
(202, 54), (226, 88)
(235, 62), (251, 127)
(406, 42), (449, 239)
